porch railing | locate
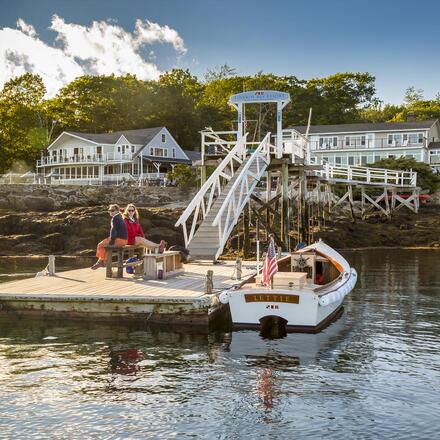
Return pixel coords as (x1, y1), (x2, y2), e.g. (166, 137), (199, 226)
(37, 153), (135, 166)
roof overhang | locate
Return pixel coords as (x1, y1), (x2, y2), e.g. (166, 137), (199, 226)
(47, 131), (99, 150)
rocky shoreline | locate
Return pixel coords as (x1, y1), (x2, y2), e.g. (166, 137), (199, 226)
(0, 184), (439, 256)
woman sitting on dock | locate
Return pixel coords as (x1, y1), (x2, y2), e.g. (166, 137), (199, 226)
(91, 204), (128, 270)
(123, 203), (166, 253)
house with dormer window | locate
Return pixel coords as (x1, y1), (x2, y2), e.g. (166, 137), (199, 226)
(284, 119), (440, 172)
(36, 127), (199, 184)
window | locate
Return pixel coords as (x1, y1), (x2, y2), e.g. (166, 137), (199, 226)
(151, 147), (168, 157)
(430, 150), (440, 164)
(374, 155), (381, 162)
(388, 132), (424, 146)
(161, 134), (166, 143)
(322, 157), (329, 164)
(319, 137), (338, 149)
(345, 135), (366, 147)
(348, 156), (355, 165)
(335, 156), (342, 165)
(172, 148), (176, 158)
(117, 146), (121, 153)
(408, 133), (424, 145)
(122, 163), (131, 173)
(132, 145), (135, 153)
(361, 156), (367, 165)
(388, 134), (402, 146)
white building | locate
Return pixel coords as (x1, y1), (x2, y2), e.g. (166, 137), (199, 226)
(36, 127), (199, 184)
(284, 119), (440, 172)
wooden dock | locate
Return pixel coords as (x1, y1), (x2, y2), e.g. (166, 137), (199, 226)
(0, 261), (256, 325)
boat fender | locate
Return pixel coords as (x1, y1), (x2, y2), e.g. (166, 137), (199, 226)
(219, 290), (232, 304)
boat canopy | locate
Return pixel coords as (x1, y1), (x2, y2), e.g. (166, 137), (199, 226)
(296, 239), (350, 273)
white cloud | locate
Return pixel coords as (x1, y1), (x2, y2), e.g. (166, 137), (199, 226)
(0, 15), (187, 97)
(134, 19), (187, 54)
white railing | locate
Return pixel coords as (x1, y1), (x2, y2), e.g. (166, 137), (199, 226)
(309, 139), (427, 151)
(37, 153), (134, 166)
(175, 133), (248, 246)
(212, 133), (274, 260)
(201, 129), (239, 163)
(318, 164), (417, 187)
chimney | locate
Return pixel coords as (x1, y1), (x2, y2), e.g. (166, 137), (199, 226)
(406, 112), (417, 122)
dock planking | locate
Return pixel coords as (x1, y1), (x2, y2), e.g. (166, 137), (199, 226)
(0, 260), (256, 324)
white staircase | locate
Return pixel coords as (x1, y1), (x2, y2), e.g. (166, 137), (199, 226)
(176, 133), (274, 261)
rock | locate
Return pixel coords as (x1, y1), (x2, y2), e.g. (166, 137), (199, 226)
(40, 233), (65, 251)
(0, 196), (10, 209)
(8, 195), (56, 212)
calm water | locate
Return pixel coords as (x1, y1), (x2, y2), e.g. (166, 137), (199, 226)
(0, 249), (439, 439)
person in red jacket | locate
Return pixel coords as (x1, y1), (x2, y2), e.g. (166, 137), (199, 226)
(122, 203), (166, 252)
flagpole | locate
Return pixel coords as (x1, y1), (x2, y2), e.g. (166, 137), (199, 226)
(256, 219), (260, 278)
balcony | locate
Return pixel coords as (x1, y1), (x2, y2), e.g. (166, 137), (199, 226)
(36, 153), (135, 167)
(310, 139), (426, 151)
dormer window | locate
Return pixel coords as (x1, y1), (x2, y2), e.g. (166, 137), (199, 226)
(161, 134), (166, 143)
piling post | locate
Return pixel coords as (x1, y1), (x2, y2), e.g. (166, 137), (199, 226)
(281, 159), (289, 249)
(243, 205), (250, 258)
(235, 257), (242, 281)
(200, 165), (207, 187)
(205, 270), (214, 294)
(48, 255), (55, 276)
(265, 170), (271, 242)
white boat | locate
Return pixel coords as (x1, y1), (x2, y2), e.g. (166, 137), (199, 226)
(219, 240), (357, 333)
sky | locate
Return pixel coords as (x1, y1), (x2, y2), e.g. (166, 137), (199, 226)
(0, 0), (439, 103)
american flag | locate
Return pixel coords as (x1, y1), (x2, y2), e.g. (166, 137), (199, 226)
(261, 239), (278, 286)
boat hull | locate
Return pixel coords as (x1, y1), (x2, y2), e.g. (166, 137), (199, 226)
(221, 267), (357, 334)
(228, 289), (345, 333)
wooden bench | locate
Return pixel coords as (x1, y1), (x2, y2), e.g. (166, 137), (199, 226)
(104, 244), (145, 278)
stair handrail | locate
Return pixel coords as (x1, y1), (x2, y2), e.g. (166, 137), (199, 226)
(212, 133), (273, 260)
(175, 133), (248, 246)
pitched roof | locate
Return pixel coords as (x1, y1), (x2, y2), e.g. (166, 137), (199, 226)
(289, 120), (438, 134)
(142, 155), (191, 165)
(428, 141), (440, 149)
(67, 127), (163, 145)
(183, 150), (201, 162)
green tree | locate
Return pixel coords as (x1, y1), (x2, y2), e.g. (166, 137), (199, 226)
(0, 73), (48, 172)
(360, 103), (403, 122)
(167, 164), (198, 188)
(392, 99), (440, 122)
(304, 72), (377, 124)
(47, 74), (155, 134)
(404, 86), (424, 105)
(149, 69), (204, 148)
